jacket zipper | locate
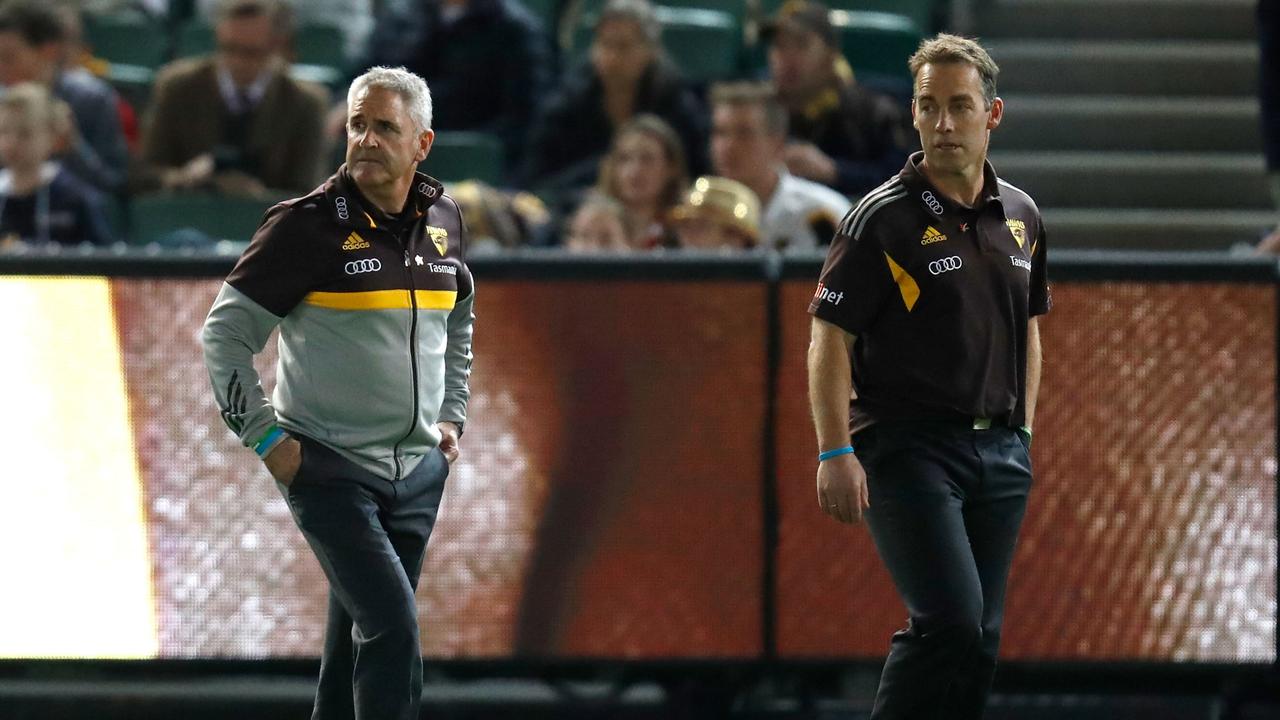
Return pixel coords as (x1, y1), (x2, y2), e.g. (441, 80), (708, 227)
(391, 233), (421, 482)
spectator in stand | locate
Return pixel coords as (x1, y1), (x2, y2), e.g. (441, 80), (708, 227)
(670, 175), (760, 251)
(138, 0), (327, 196)
(763, 0), (911, 198)
(0, 1), (128, 193)
(564, 192), (631, 252)
(0, 83), (113, 247)
(709, 80), (851, 250)
(52, 4), (141, 153)
(198, 0), (375, 62)
(522, 0), (706, 196)
(450, 179), (552, 252)
(335, 0), (550, 176)
(595, 114), (688, 250)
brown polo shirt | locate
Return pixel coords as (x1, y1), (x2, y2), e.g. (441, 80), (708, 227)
(809, 152), (1051, 432)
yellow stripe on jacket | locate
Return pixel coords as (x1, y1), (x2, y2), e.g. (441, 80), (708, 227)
(303, 289), (458, 311)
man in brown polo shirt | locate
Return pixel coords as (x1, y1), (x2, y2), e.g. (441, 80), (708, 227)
(807, 34), (1049, 719)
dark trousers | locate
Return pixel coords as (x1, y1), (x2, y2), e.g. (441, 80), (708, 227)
(858, 422), (1033, 720)
(281, 435), (450, 720)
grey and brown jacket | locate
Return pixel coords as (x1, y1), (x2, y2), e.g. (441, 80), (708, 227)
(202, 167), (475, 481)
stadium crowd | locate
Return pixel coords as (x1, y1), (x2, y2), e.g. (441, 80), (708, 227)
(0, 0), (923, 252)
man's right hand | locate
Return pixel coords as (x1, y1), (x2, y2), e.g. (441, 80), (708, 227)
(817, 452), (870, 524)
(263, 437), (303, 486)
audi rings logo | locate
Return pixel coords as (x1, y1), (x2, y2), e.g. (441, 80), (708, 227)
(921, 191), (944, 215)
(928, 256), (963, 275)
(335, 196), (350, 220)
(345, 258), (382, 275)
(420, 182), (438, 198)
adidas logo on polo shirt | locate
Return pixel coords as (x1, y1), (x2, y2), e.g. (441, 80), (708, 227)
(921, 226), (947, 245)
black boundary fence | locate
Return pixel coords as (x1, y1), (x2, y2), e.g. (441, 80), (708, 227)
(0, 249), (1277, 714)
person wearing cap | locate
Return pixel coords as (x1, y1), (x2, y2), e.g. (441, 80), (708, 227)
(807, 35), (1049, 719)
(763, 0), (911, 199)
(708, 80), (851, 250)
(671, 175), (760, 250)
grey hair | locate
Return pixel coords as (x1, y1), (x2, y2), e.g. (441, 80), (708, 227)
(348, 65), (433, 132)
(596, 0), (661, 45)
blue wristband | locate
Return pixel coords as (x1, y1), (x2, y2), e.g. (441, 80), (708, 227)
(253, 426), (286, 457)
(818, 446), (855, 462)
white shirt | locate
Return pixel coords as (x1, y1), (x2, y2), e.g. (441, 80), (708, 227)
(216, 65), (273, 115)
(761, 168), (852, 250)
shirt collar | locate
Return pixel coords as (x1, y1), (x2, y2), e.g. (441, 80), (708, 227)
(216, 64), (274, 114)
(0, 161), (60, 194)
(325, 166), (445, 229)
(898, 150), (1003, 218)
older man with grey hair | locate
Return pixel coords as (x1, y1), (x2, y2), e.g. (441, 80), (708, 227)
(202, 65), (474, 720)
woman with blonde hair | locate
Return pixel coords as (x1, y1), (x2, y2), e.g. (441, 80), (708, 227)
(595, 114), (688, 249)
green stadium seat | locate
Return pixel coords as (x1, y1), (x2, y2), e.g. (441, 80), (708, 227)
(292, 24), (346, 67)
(758, 0), (937, 32)
(520, 0), (563, 29)
(655, 0), (749, 25)
(176, 21), (345, 69)
(569, 6), (742, 83)
(83, 14), (169, 69)
(173, 21), (214, 59)
(419, 132), (505, 185)
(129, 193), (280, 244)
(831, 10), (922, 82)
(569, 0), (749, 25)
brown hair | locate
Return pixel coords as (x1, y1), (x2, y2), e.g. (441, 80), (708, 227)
(596, 114), (689, 211)
(708, 81), (788, 137)
(908, 33), (999, 108)
(213, 0), (294, 38)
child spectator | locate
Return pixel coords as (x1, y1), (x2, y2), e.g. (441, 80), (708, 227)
(0, 82), (113, 247)
(564, 192), (630, 252)
(670, 176), (760, 251)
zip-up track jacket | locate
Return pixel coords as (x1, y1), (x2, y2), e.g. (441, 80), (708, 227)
(202, 168), (475, 480)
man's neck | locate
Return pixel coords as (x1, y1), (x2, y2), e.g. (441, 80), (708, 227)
(7, 164), (44, 195)
(744, 168), (782, 208)
(360, 180), (412, 218)
(920, 159), (986, 209)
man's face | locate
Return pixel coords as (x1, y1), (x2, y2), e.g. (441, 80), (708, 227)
(912, 62), (1002, 175)
(591, 19), (654, 88)
(711, 103), (782, 186)
(215, 13), (279, 88)
(346, 86), (432, 194)
(0, 106), (49, 170)
(0, 31), (54, 86)
(767, 28), (831, 102)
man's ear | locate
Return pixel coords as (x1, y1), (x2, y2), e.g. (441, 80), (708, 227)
(987, 97), (1004, 131)
(416, 129), (435, 164)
